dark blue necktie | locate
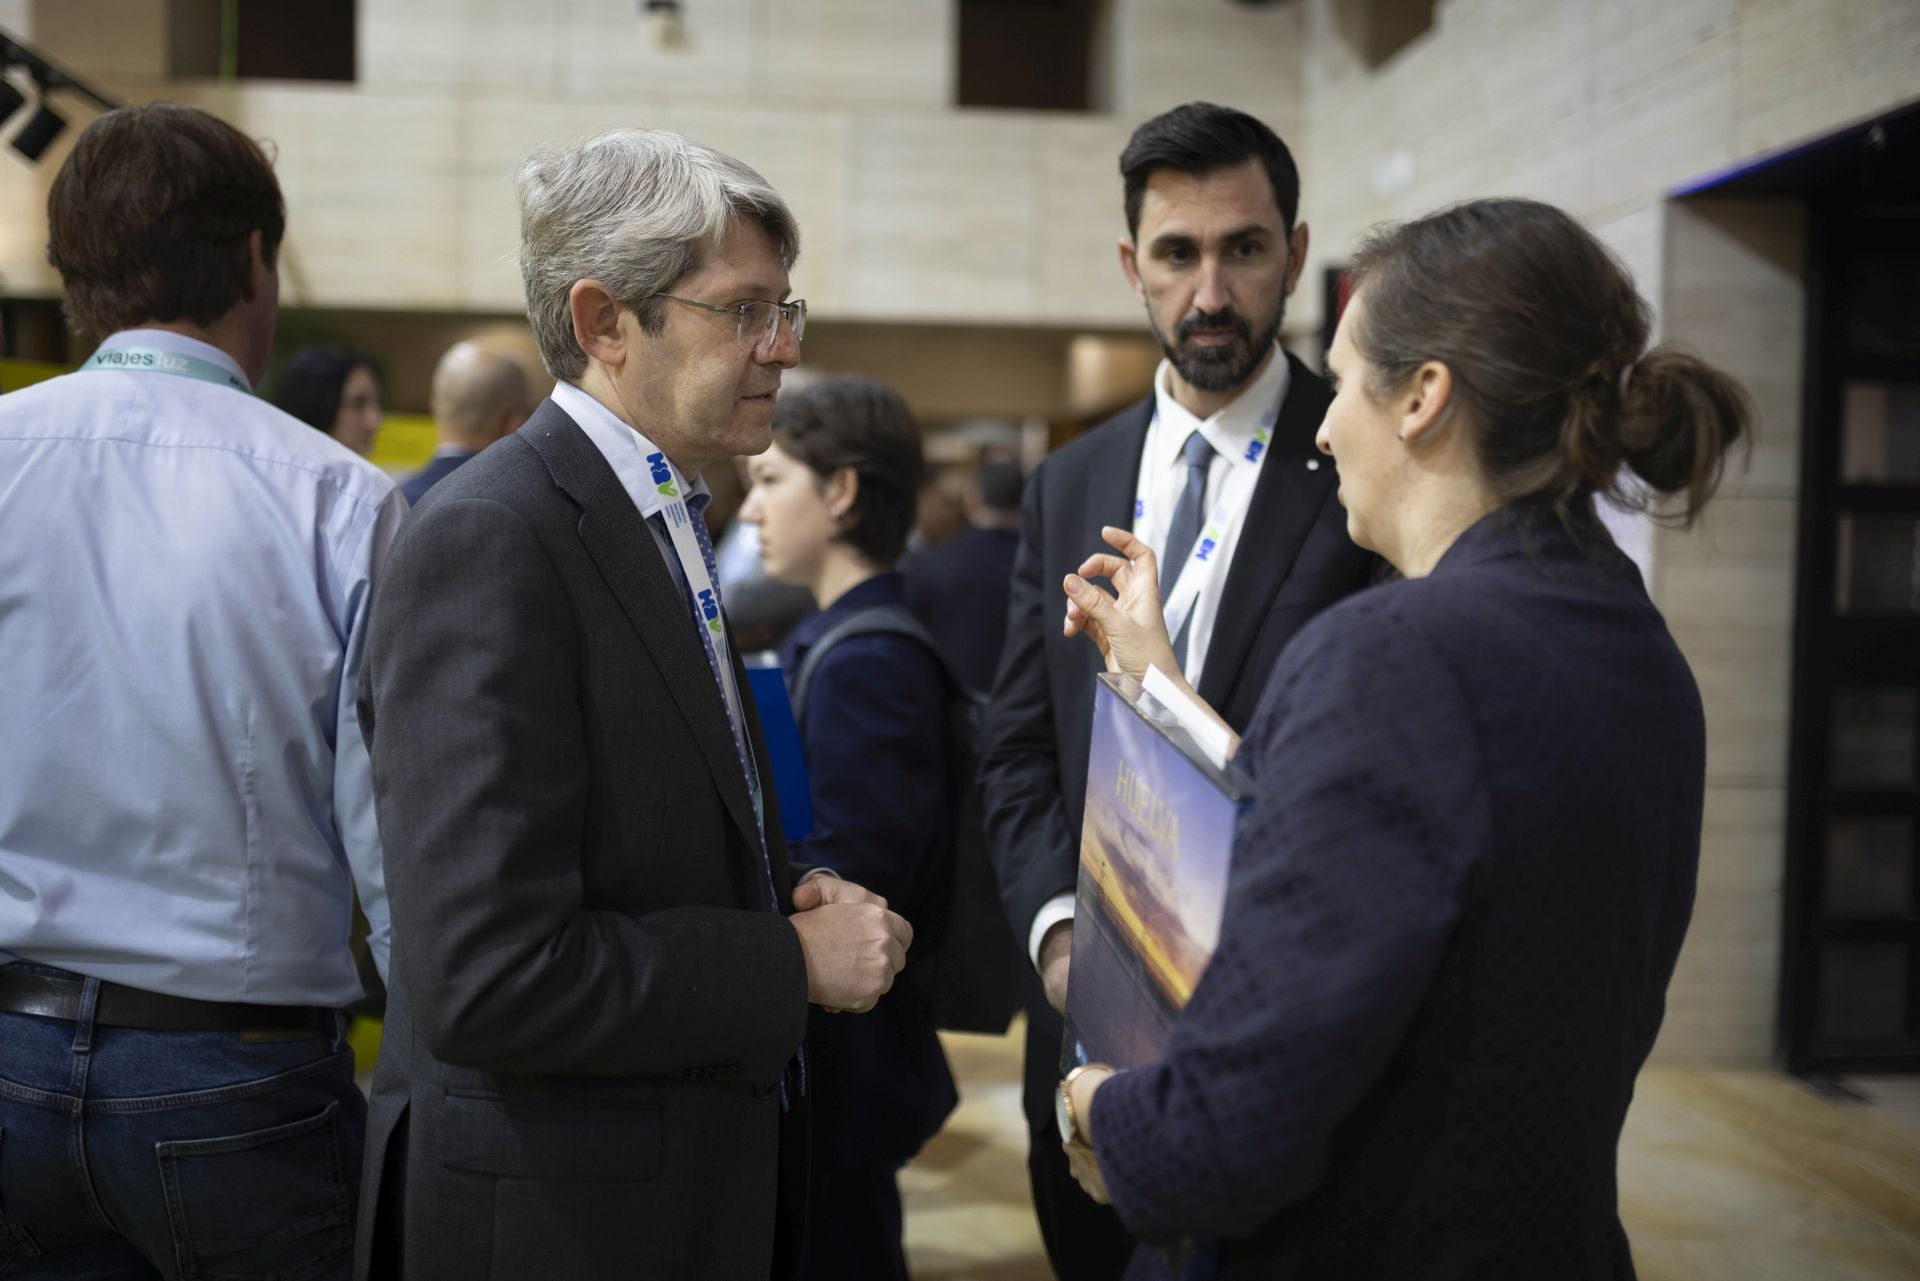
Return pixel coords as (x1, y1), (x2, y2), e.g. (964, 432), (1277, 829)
(1161, 429), (1215, 666)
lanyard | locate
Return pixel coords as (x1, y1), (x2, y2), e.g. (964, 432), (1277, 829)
(81, 346), (250, 392)
(623, 436), (763, 832)
(1138, 401), (1279, 644)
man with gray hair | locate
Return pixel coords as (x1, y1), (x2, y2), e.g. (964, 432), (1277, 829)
(353, 129), (911, 1281)
(397, 341), (533, 504)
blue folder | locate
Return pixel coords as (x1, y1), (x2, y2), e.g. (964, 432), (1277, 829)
(744, 659), (812, 841)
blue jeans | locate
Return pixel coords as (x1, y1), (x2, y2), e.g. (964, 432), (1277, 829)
(0, 963), (364, 1280)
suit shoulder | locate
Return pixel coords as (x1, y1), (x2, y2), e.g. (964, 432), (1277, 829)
(409, 434), (553, 516)
(810, 631), (946, 703)
(1277, 578), (1466, 681)
(1034, 397), (1152, 481)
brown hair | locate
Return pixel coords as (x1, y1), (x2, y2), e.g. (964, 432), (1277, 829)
(46, 102), (286, 340)
(1346, 198), (1751, 525)
(772, 376), (925, 567)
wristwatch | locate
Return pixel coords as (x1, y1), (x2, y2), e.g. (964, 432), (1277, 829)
(1056, 1064), (1097, 1148)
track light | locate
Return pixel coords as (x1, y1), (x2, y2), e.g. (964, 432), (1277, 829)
(0, 31), (120, 165)
(11, 99), (64, 161)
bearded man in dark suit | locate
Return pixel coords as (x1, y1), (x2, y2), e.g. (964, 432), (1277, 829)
(980, 102), (1380, 1281)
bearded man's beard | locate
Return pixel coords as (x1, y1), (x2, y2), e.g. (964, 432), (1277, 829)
(1150, 301), (1285, 393)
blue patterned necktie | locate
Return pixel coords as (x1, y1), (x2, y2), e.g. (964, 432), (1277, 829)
(1161, 429), (1215, 666)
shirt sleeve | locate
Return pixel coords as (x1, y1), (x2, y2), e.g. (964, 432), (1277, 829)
(332, 487), (407, 983)
(1089, 598), (1491, 1243)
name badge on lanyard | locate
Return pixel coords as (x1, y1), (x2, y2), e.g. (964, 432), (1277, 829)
(637, 446), (750, 738)
(81, 346), (251, 393)
(1139, 404), (1279, 644)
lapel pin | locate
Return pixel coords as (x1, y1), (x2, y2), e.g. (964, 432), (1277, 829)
(1306, 459), (1321, 471)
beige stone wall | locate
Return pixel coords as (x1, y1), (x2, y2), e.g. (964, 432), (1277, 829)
(1652, 197), (1806, 1064)
(0, 0), (1304, 324)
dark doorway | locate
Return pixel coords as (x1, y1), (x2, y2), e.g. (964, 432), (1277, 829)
(1696, 100), (1920, 1074)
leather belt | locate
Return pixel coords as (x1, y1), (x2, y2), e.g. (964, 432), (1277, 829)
(0, 966), (332, 1034)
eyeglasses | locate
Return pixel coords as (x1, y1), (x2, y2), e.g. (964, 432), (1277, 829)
(649, 294), (807, 352)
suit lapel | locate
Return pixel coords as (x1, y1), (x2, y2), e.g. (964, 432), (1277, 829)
(1196, 354), (1338, 708)
(519, 401), (765, 856)
(1064, 399), (1154, 685)
(1087, 398), (1154, 538)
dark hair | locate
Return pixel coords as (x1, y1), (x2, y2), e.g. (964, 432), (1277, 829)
(46, 102), (286, 340)
(772, 376), (925, 566)
(1120, 102), (1301, 238)
(270, 346), (378, 436)
(976, 458), (1025, 514)
(1346, 198), (1751, 526)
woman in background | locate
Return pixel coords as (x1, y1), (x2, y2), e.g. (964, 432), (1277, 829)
(270, 344), (382, 456)
(739, 375), (958, 1281)
(1055, 198), (1751, 1279)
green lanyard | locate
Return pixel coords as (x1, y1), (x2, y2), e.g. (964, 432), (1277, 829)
(81, 346), (251, 393)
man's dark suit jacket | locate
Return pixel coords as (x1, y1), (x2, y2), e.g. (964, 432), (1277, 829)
(982, 352), (1375, 977)
(1092, 506), (1705, 1279)
(353, 400), (811, 1281)
(903, 523), (1020, 694)
(397, 447), (476, 506)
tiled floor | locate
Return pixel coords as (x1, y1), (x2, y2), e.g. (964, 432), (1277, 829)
(904, 1020), (1920, 1280)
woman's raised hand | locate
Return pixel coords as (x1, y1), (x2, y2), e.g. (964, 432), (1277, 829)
(1062, 526), (1181, 684)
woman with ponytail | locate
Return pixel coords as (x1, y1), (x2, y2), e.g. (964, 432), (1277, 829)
(1050, 198), (1750, 1279)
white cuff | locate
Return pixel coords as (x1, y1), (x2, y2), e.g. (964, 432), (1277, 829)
(1028, 894), (1077, 971)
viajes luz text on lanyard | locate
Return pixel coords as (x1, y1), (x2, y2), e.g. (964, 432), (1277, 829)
(1138, 399), (1280, 645)
(81, 346), (251, 392)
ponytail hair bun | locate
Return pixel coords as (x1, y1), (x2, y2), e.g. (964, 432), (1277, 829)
(1616, 346), (1752, 522)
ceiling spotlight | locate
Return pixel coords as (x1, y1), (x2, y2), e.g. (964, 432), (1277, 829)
(0, 33), (120, 165)
(11, 100), (66, 162)
(644, 0), (685, 49)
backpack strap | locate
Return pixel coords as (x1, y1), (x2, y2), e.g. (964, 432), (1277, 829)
(789, 604), (960, 725)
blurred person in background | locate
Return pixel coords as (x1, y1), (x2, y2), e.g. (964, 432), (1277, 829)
(979, 101), (1379, 1280)
(739, 375), (958, 1281)
(907, 470), (970, 555)
(1055, 197), (1751, 1279)
(272, 343), (383, 456)
(399, 341), (533, 504)
(0, 102), (398, 1280)
(905, 453), (1025, 695)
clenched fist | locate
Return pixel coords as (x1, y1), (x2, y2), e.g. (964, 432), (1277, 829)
(790, 901), (912, 1013)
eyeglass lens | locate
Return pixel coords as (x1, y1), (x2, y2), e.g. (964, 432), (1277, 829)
(741, 301), (805, 351)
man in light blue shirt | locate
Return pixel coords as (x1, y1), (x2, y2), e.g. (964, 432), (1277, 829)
(0, 102), (398, 1279)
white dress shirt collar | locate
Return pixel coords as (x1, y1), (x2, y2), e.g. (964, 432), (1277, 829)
(97, 328), (253, 393)
(550, 379), (711, 517)
(1148, 342), (1292, 472)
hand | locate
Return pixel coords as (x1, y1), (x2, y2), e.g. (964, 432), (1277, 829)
(1065, 1141), (1112, 1205)
(1039, 919), (1072, 1016)
(1062, 526), (1181, 684)
(791, 874), (885, 913)
(1062, 1063), (1116, 1203)
(790, 901), (912, 1014)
